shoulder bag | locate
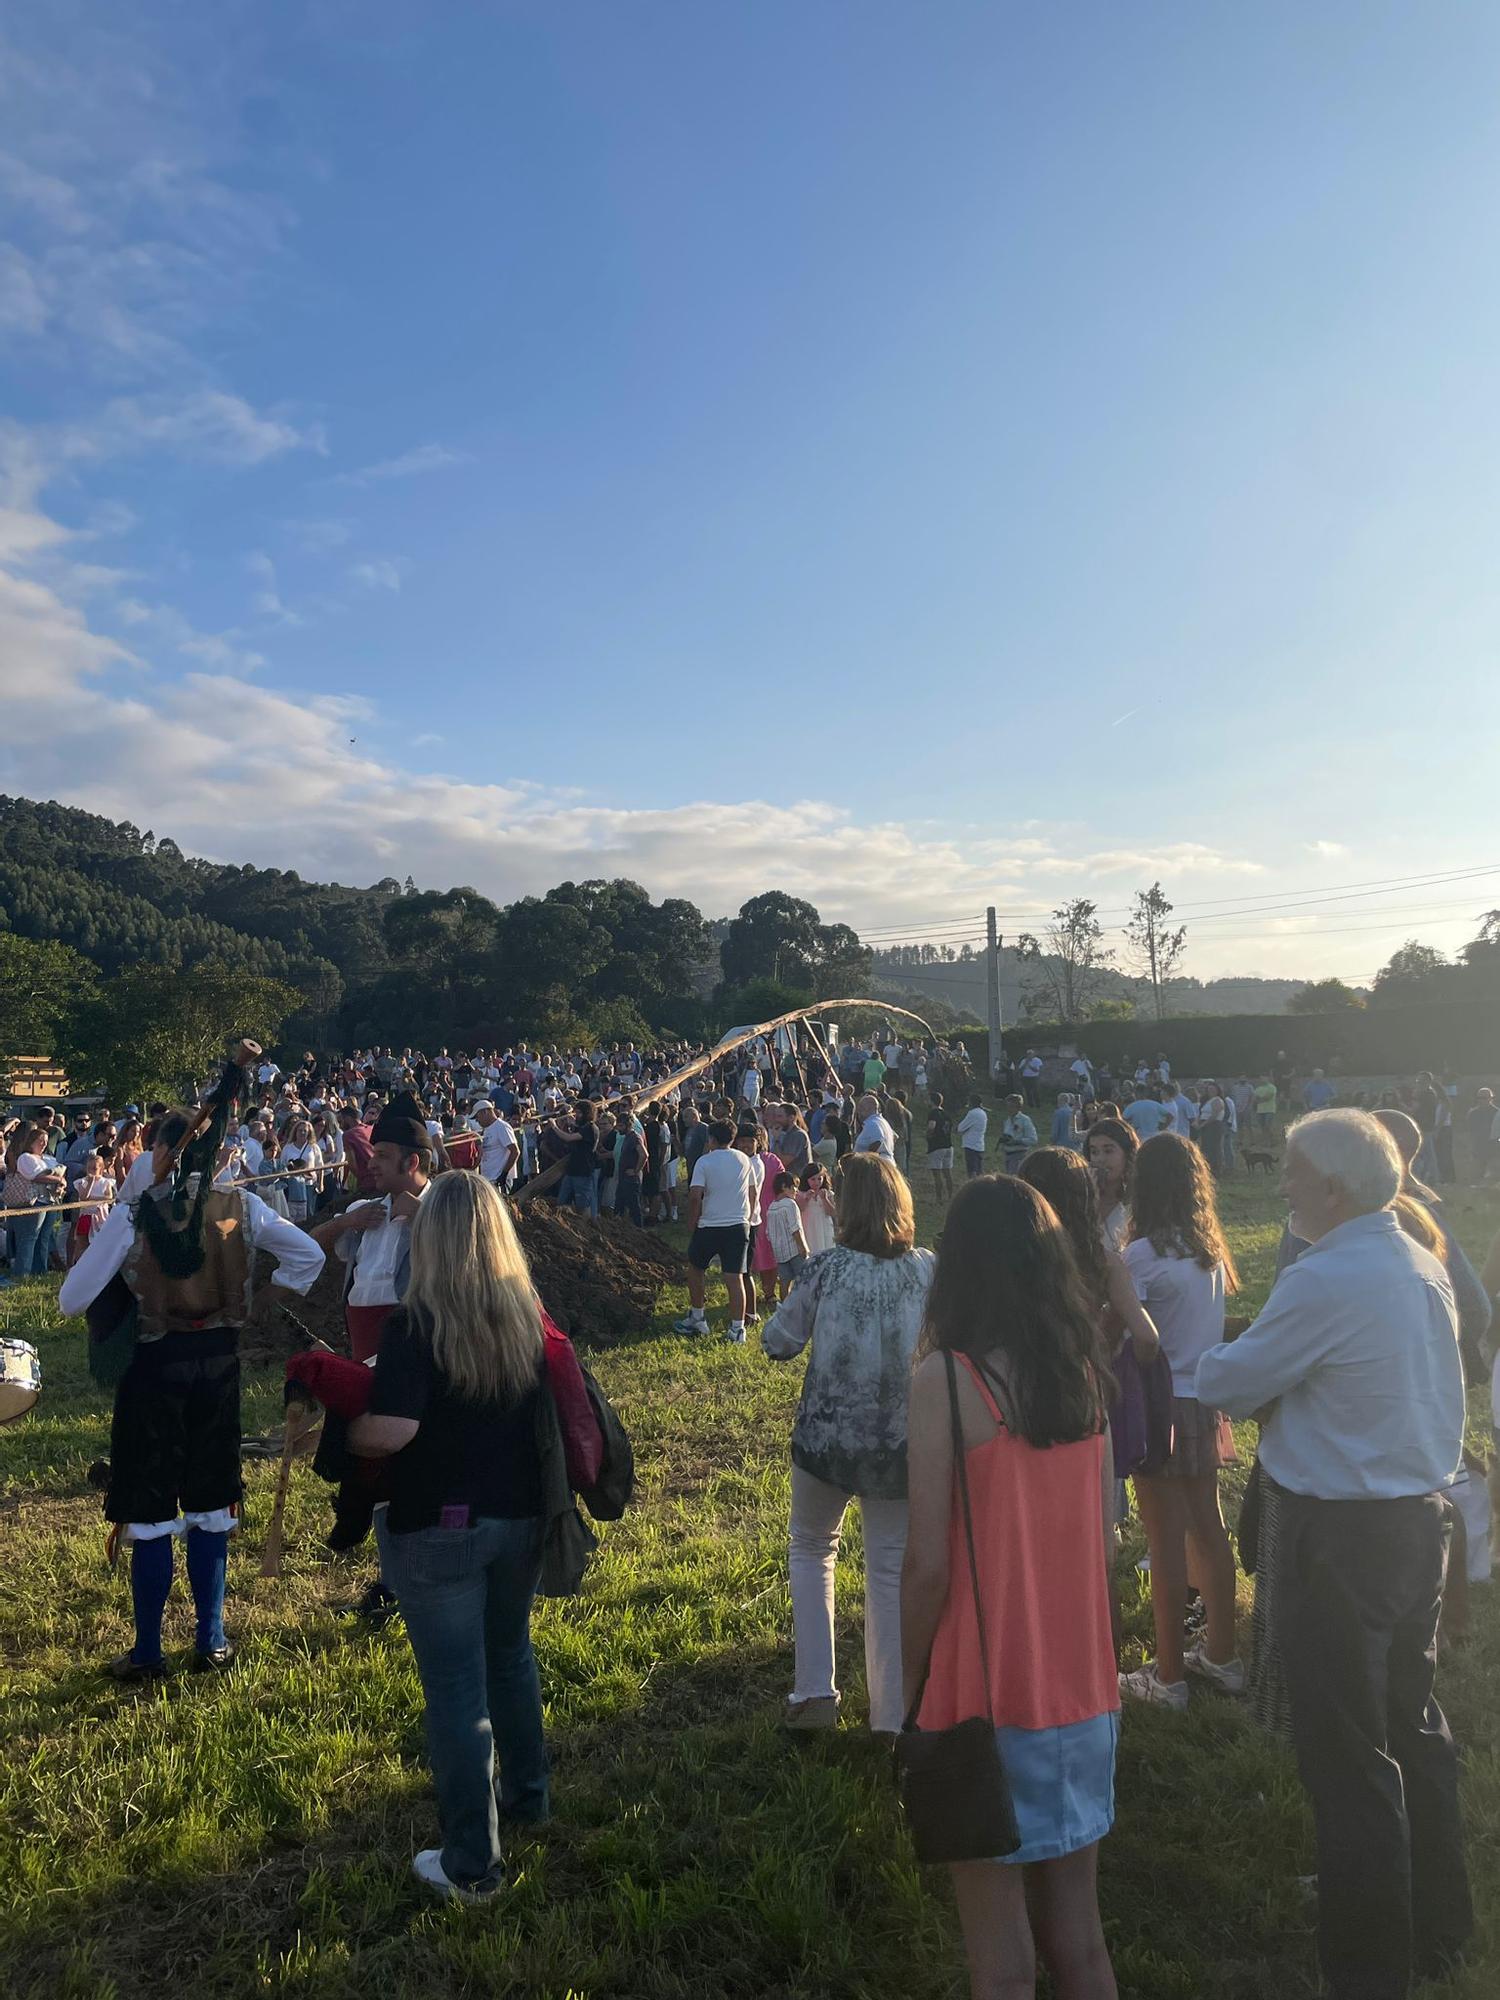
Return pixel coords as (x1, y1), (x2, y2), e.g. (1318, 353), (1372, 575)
(894, 1351), (1021, 1863)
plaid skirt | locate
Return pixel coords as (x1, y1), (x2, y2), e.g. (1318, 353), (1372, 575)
(1158, 1395), (1238, 1478)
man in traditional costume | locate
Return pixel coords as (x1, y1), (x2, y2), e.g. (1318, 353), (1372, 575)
(60, 1046), (325, 1680)
(309, 1090), (431, 1621)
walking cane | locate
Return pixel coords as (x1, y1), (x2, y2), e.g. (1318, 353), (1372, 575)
(260, 1395), (310, 1579)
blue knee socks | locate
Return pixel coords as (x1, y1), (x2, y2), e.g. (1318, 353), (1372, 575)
(129, 1535), (174, 1666)
(185, 1527), (229, 1654)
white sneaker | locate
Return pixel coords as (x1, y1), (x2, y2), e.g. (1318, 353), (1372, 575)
(1118, 1662), (1189, 1711)
(1183, 1641), (1246, 1694)
(672, 1311), (709, 1336)
(411, 1848), (501, 1902)
(724, 1322), (747, 1344)
(743, 1311), (761, 1326)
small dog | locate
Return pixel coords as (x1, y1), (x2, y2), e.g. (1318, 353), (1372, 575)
(1242, 1148), (1278, 1175)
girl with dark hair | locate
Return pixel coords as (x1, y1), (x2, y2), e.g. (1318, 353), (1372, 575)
(1119, 1133), (1240, 1711)
(1085, 1117), (1137, 1252)
(1018, 1149), (1160, 1368)
(901, 1175), (1119, 1999)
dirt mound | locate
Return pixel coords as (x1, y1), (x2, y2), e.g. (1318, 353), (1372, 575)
(516, 1203), (685, 1346)
(238, 1197), (684, 1368)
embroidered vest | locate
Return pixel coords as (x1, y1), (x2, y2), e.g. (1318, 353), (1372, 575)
(123, 1185), (253, 1337)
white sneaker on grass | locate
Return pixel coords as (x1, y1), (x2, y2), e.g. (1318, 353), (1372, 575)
(411, 1849), (502, 1902)
(724, 1322), (747, 1344)
(1118, 1662), (1189, 1711)
(672, 1311), (709, 1336)
(1183, 1641), (1246, 1695)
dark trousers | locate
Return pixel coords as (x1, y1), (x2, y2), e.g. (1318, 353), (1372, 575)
(1278, 1486), (1472, 1999)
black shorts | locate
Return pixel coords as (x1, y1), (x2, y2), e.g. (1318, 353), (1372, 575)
(688, 1224), (751, 1275)
(107, 1331), (243, 1525)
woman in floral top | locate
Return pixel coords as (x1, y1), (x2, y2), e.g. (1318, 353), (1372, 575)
(762, 1155), (934, 1734)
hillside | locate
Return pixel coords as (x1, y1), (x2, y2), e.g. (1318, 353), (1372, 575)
(870, 948), (1312, 1022)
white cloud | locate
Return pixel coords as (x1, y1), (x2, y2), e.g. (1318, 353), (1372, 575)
(245, 550), (301, 625)
(0, 243), (49, 334)
(71, 391), (324, 467)
(349, 557), (404, 592)
(1306, 840), (1349, 859)
(114, 598), (266, 675)
(284, 516), (354, 554)
(332, 443), (470, 487)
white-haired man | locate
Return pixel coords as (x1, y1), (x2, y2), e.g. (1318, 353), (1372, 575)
(1196, 1109), (1471, 2000)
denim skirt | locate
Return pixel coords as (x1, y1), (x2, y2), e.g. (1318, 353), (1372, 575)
(991, 1711), (1119, 1864)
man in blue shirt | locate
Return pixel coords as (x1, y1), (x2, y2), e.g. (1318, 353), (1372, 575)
(1196, 1109), (1470, 2000)
(1123, 1083), (1172, 1141)
(1302, 1067), (1336, 1112)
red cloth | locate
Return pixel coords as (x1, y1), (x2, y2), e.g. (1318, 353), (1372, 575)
(285, 1349), (373, 1418)
(444, 1133), (480, 1173)
(346, 1301), (396, 1364)
(342, 1123), (376, 1193)
(542, 1310), (603, 1487)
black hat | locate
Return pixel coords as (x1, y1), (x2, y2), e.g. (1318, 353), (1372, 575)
(371, 1091), (429, 1154)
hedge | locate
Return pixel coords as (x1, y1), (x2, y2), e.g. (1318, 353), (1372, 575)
(937, 999), (1500, 1080)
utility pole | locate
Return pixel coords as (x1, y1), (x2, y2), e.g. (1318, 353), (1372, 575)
(986, 906), (1003, 1087)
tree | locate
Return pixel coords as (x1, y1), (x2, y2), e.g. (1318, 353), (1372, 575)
(1123, 883), (1187, 1020)
(1015, 900), (1114, 1023)
(0, 934), (97, 1064)
(59, 960), (303, 1102)
(1368, 940), (1455, 1008)
(719, 893), (872, 996)
(1287, 977), (1366, 1014)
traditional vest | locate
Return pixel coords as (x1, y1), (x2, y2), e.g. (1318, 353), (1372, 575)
(122, 1184), (254, 1338)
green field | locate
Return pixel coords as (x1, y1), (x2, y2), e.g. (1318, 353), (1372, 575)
(3, 1151), (1498, 2000)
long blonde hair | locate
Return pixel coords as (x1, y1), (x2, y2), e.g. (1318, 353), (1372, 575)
(404, 1174), (544, 1405)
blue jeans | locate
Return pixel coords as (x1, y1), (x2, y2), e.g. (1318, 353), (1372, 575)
(8, 1208), (46, 1277)
(376, 1512), (548, 1889)
(557, 1173), (598, 1218)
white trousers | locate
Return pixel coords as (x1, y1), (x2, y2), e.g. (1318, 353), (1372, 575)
(788, 1465), (908, 1733)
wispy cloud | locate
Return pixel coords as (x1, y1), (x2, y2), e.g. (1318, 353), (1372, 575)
(115, 597), (266, 675)
(68, 391), (325, 467)
(245, 550), (302, 626)
(1307, 840), (1349, 859)
(284, 516), (354, 554)
(349, 557), (405, 592)
(331, 443), (470, 487)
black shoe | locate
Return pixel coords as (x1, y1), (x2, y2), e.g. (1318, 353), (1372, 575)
(347, 1581), (400, 1627)
(106, 1652), (168, 1683)
(192, 1642), (237, 1673)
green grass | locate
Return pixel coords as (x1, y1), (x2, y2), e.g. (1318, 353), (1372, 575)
(2, 1142), (1498, 1999)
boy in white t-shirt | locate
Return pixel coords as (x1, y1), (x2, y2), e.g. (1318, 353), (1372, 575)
(764, 1172), (810, 1299)
(674, 1120), (755, 1343)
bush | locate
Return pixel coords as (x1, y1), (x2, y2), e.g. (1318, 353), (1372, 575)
(980, 998), (1500, 1078)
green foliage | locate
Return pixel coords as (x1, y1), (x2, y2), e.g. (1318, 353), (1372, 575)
(1288, 976), (1365, 1014)
(714, 978), (813, 1032)
(719, 893), (872, 995)
(58, 960), (303, 1102)
(1369, 939), (1458, 1007)
(1016, 899), (1114, 1023)
(0, 933), (97, 1062)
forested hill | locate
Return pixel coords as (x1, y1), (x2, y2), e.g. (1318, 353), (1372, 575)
(0, 794), (719, 1049)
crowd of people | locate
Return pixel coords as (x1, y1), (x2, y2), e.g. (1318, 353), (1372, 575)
(5, 1023), (1499, 1999)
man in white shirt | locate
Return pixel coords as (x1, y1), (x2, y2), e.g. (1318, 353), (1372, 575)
(955, 1096), (988, 1177)
(1019, 1050), (1044, 1107)
(1195, 1111), (1470, 1998)
(674, 1120), (754, 1342)
(850, 1091), (896, 1163)
(475, 1103), (519, 1188)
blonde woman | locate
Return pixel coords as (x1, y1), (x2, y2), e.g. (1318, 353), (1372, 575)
(761, 1154), (935, 1734)
(279, 1116), (323, 1227)
(348, 1173), (549, 1901)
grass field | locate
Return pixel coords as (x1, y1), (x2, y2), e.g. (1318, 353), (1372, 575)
(3, 1140), (1498, 2000)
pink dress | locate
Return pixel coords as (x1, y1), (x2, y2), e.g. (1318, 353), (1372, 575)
(751, 1152), (786, 1273)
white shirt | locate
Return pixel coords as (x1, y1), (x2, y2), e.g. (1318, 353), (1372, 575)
(59, 1182), (325, 1318)
(856, 1114), (896, 1161)
(1125, 1239), (1227, 1395)
(690, 1147), (755, 1227)
(1170, 1093), (1197, 1136)
(1021, 1057), (1043, 1078)
(1196, 1210), (1463, 1501)
(766, 1196), (805, 1264)
(241, 1136), (265, 1176)
(741, 1068), (762, 1106)
(337, 1188), (431, 1307)
(480, 1117), (518, 1183)
(955, 1106), (988, 1151)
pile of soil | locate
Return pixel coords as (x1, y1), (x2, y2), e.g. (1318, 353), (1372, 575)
(516, 1203), (685, 1347)
(238, 1198), (684, 1368)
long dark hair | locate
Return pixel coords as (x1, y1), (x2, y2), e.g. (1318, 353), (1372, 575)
(1128, 1132), (1239, 1287)
(1017, 1147), (1109, 1307)
(920, 1176), (1112, 1447)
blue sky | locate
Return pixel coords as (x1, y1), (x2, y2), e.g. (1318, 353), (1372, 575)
(2, 1), (1496, 979)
